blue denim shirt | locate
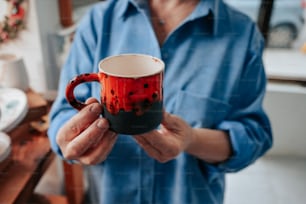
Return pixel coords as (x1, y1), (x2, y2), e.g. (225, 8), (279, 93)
(48, 0), (273, 203)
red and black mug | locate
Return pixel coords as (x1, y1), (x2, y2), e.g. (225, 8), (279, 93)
(66, 54), (164, 135)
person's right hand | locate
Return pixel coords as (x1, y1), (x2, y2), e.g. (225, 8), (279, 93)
(56, 98), (118, 165)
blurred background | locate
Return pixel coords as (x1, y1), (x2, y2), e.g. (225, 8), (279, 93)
(223, 1), (306, 203)
(0, 0), (305, 203)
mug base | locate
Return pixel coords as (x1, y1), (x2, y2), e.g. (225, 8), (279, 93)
(103, 101), (163, 135)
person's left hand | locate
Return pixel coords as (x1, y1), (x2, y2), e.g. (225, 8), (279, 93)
(134, 112), (194, 163)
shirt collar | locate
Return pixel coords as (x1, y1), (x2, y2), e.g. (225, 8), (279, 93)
(117, 0), (140, 18)
(117, 0), (229, 36)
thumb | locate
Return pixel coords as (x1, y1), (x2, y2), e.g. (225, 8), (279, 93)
(161, 111), (178, 130)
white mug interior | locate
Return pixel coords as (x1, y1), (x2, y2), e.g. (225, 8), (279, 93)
(99, 54), (164, 78)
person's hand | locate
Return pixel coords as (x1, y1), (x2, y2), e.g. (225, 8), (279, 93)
(56, 98), (118, 165)
(134, 112), (194, 163)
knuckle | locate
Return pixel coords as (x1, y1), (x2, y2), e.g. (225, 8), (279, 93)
(165, 152), (176, 158)
(157, 156), (170, 163)
(56, 126), (68, 145)
(82, 158), (96, 165)
(82, 155), (105, 165)
(70, 124), (81, 135)
(55, 134), (63, 146)
(165, 146), (180, 158)
(63, 144), (80, 160)
(160, 158), (169, 163)
(63, 150), (74, 160)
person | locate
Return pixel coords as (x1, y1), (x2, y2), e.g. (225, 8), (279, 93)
(48, 0), (273, 203)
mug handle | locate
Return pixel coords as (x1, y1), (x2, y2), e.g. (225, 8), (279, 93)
(66, 73), (99, 110)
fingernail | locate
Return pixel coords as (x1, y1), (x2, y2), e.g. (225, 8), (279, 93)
(97, 119), (106, 129)
(90, 103), (102, 114)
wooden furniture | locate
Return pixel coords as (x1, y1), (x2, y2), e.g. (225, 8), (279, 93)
(62, 162), (84, 204)
(0, 89), (51, 203)
(0, 89), (84, 204)
(58, 0), (74, 28)
(58, 0), (101, 27)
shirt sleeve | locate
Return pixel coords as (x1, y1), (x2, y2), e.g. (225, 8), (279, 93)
(214, 25), (273, 172)
(47, 7), (99, 157)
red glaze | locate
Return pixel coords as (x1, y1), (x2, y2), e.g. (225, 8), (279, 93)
(100, 72), (163, 116)
(66, 73), (99, 110)
(66, 72), (163, 116)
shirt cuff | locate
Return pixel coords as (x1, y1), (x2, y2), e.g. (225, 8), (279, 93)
(214, 120), (258, 172)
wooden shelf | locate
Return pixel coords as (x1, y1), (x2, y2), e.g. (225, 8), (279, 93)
(0, 89), (84, 204)
(0, 125), (55, 203)
(0, 89), (54, 203)
(22, 89), (48, 123)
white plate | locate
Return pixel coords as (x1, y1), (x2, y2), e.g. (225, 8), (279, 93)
(0, 88), (28, 132)
(0, 132), (11, 163)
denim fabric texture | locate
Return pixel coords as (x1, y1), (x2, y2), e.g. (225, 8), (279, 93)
(48, 0), (273, 203)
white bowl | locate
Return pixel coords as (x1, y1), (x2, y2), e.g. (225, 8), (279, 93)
(0, 88), (28, 132)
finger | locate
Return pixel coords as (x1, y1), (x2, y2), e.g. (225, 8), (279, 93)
(85, 97), (99, 104)
(57, 102), (103, 143)
(134, 135), (162, 154)
(78, 131), (118, 165)
(134, 136), (163, 160)
(139, 131), (181, 158)
(136, 130), (170, 152)
(63, 118), (109, 160)
(160, 111), (179, 131)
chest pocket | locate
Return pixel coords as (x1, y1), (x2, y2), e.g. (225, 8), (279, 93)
(173, 91), (231, 128)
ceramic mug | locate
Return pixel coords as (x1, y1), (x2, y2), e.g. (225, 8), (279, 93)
(66, 54), (164, 135)
(0, 54), (29, 91)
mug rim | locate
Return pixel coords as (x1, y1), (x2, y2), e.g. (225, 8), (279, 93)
(98, 53), (164, 78)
